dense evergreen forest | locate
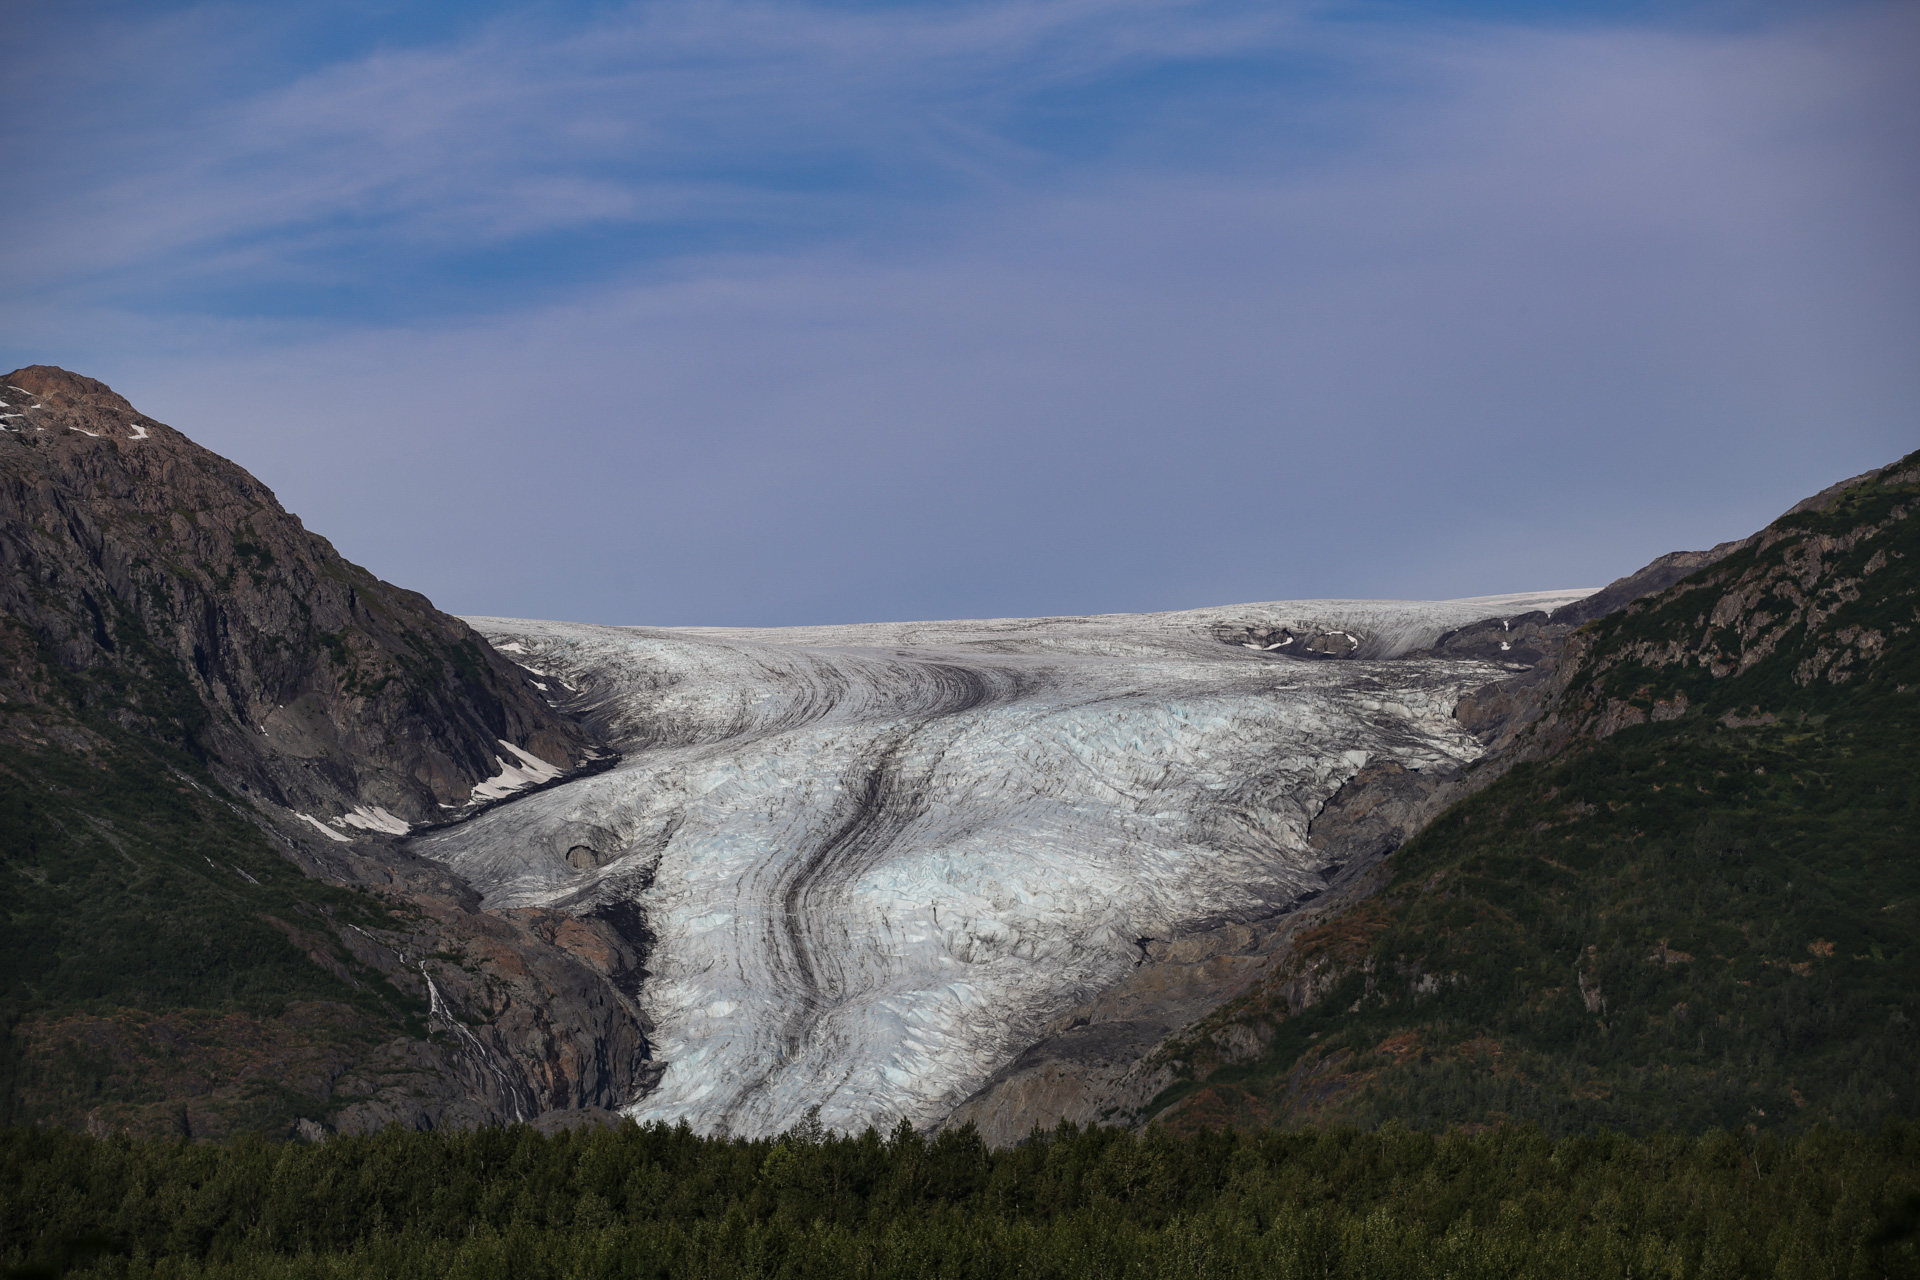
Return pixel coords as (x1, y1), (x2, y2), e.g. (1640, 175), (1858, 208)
(5, 1118), (1918, 1278)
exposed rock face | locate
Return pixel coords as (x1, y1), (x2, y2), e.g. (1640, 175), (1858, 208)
(1, 367), (649, 1137)
(411, 592), (1591, 1139)
(1538, 463), (1891, 632)
(305, 848), (657, 1134)
(5, 838), (658, 1139)
(1434, 457), (1917, 771)
(0, 366), (596, 831)
(1546, 542), (1752, 627)
(1540, 456), (1920, 742)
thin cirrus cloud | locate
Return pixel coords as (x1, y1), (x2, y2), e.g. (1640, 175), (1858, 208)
(2, 0), (1916, 627)
(5, 0), (1321, 300)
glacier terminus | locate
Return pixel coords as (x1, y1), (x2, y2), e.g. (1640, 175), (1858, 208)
(414, 592), (1591, 1138)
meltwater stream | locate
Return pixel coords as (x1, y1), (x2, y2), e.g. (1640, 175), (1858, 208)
(412, 592), (1587, 1137)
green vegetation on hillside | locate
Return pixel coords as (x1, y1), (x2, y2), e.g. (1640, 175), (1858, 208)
(4, 1118), (1917, 1278)
(1146, 456), (1920, 1136)
(1151, 694), (1919, 1135)
(0, 620), (424, 1137)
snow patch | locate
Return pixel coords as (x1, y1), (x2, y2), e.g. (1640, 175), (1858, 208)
(335, 805), (411, 836)
(468, 740), (565, 802)
(296, 812), (351, 843)
(129, 424), (150, 440)
(66, 426), (102, 438)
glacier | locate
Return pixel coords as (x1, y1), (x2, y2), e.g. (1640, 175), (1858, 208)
(413, 591), (1589, 1138)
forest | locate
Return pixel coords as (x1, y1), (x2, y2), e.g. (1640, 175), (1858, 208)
(4, 1117), (1917, 1278)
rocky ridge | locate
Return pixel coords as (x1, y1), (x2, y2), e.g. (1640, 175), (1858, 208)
(0, 366), (594, 833)
(0, 368), (650, 1138)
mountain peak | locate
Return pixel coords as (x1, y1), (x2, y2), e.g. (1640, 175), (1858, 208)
(6, 364), (133, 408)
(0, 368), (601, 828)
(3, 365), (161, 442)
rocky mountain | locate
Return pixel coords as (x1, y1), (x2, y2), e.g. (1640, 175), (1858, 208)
(1070, 452), (1920, 1138)
(0, 366), (595, 831)
(7, 363), (1908, 1146)
(0, 368), (648, 1138)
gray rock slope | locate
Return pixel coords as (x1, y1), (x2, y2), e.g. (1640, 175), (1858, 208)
(0, 365), (598, 829)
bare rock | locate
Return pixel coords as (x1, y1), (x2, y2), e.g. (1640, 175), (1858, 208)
(0, 365), (602, 829)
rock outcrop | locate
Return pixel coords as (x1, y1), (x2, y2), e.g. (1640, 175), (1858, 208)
(0, 367), (650, 1138)
(0, 366), (597, 832)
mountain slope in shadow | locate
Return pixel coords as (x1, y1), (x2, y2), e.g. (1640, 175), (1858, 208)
(0, 368), (647, 1139)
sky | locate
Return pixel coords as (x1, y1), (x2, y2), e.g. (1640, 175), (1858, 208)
(3, 0), (1916, 627)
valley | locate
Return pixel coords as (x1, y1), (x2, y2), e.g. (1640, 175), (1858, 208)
(415, 594), (1586, 1137)
(2, 365), (1913, 1154)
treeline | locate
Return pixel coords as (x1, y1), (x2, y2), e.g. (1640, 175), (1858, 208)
(5, 1119), (1917, 1278)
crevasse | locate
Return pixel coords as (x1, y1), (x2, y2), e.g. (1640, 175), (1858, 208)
(414, 592), (1587, 1137)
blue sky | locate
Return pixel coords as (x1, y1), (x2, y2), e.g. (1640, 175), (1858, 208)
(4, 0), (1916, 625)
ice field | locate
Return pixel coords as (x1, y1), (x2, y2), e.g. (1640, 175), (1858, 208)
(414, 592), (1588, 1136)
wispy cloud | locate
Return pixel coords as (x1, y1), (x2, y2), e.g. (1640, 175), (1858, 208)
(1, 0), (1322, 301)
(5, 1), (1916, 625)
